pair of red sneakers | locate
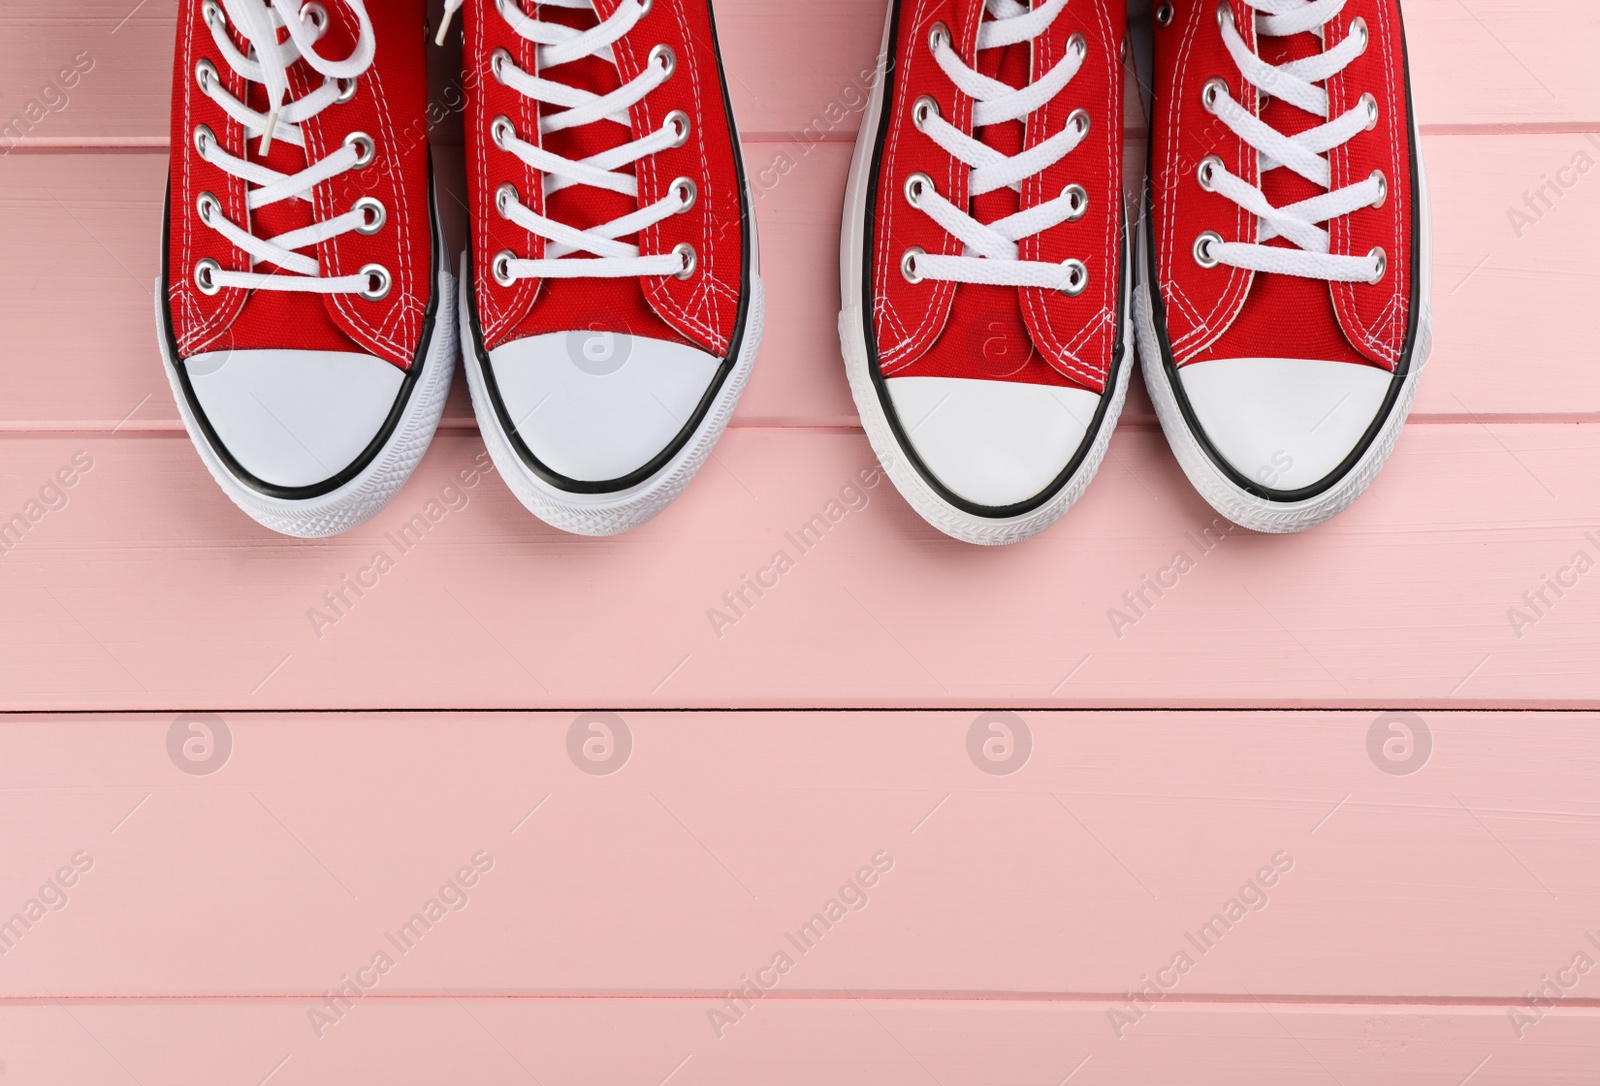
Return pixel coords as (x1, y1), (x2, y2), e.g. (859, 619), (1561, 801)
(159, 0), (1428, 546)
(842, 0), (1431, 543)
(158, 0), (760, 537)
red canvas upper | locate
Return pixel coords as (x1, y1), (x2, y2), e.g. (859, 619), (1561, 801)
(869, 0), (1127, 396)
(166, 0), (433, 371)
(462, 0), (746, 359)
(1147, 0), (1416, 371)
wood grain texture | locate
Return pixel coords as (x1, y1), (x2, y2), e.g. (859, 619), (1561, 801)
(2, 712), (1597, 1001)
(0, 0), (1594, 149)
(0, 426), (1594, 711)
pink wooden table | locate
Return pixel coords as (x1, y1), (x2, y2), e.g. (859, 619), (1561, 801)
(1, 1), (1598, 1082)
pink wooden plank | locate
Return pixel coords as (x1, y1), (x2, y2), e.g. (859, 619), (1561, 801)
(0, 423), (1593, 711)
(2, 711), (1596, 999)
(0, 0), (1594, 149)
(3, 998), (1598, 1085)
(2, 133), (1597, 431)
(0, 2), (168, 150)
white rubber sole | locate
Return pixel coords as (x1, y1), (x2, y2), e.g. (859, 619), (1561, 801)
(1135, 119), (1434, 535)
(156, 202), (457, 540)
(460, 232), (764, 539)
(837, 3), (1131, 547)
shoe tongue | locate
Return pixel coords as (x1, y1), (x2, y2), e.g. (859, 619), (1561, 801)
(968, 31), (1028, 229)
(943, 31), (1089, 393)
(217, 20), (365, 354)
(1204, 24), (1366, 367)
(249, 11), (380, 260)
(540, 3), (638, 253)
(1254, 27), (1326, 236)
(245, 73), (317, 254)
(521, 2), (685, 344)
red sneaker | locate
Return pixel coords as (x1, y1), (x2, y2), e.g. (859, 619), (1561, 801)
(840, 0), (1132, 546)
(158, 0), (455, 538)
(449, 0), (763, 537)
(1136, 0), (1432, 532)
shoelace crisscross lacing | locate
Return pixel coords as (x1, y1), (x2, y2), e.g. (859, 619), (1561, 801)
(191, 0), (389, 300)
(904, 0), (1094, 295)
(442, 0), (699, 284)
(1190, 0), (1388, 284)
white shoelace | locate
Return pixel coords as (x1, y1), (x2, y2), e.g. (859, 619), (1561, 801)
(190, 0), (386, 299)
(904, 0), (1094, 294)
(443, 0), (697, 284)
(1193, 0), (1388, 284)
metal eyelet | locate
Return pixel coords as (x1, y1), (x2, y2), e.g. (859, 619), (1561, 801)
(491, 116), (516, 150)
(1062, 184), (1088, 221)
(492, 250), (517, 287)
(1194, 231), (1223, 268)
(195, 58), (218, 93)
(354, 196), (386, 235)
(335, 76), (358, 103)
(1368, 247), (1388, 284)
(901, 246), (925, 284)
(1350, 16), (1369, 55)
(1059, 259), (1089, 297)
(299, 2), (328, 33)
(669, 176), (698, 212)
(491, 48), (513, 84)
(1201, 77), (1229, 113)
(194, 258), (223, 296)
(663, 110), (691, 148)
(343, 131), (375, 168)
(1155, 2), (1174, 27)
(1067, 108), (1091, 136)
(195, 191), (220, 226)
(637, 0), (653, 15)
(904, 172), (933, 208)
(928, 22), (951, 52)
(495, 182), (519, 217)
(193, 124), (216, 157)
(1216, 0), (1233, 30)
(912, 95), (940, 131)
(1370, 169), (1388, 208)
(358, 264), (391, 302)
(1067, 32), (1087, 60)
(202, 0), (226, 29)
(649, 44), (677, 78)
(1360, 92), (1379, 130)
(1197, 154), (1224, 191)
(673, 242), (698, 280)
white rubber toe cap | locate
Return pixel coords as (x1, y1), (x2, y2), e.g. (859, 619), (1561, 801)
(1177, 357), (1394, 492)
(184, 349), (405, 489)
(487, 331), (720, 483)
(885, 376), (1100, 508)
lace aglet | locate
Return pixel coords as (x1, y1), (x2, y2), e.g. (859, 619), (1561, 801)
(259, 110), (279, 155)
(435, 10), (455, 47)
